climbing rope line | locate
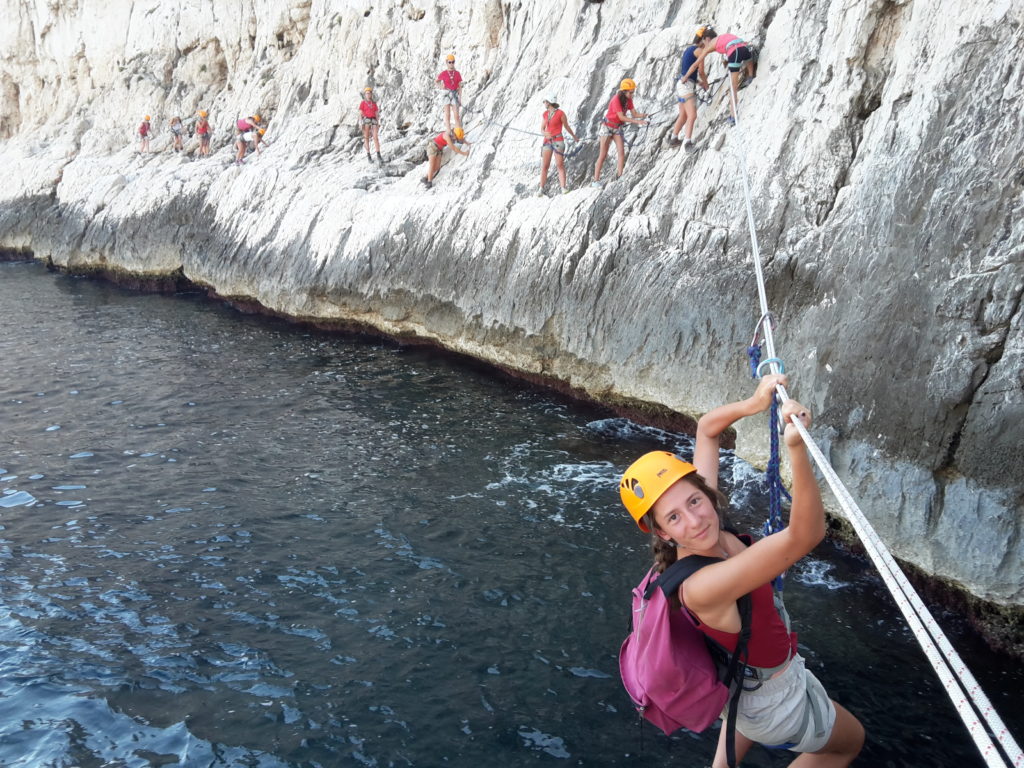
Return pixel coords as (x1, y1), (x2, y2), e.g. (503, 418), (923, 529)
(724, 79), (1023, 768)
(460, 92), (681, 161)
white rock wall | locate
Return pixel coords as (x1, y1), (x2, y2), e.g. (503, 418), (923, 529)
(1, 0), (1022, 614)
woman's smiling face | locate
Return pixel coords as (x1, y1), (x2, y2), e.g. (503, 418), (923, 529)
(651, 477), (720, 550)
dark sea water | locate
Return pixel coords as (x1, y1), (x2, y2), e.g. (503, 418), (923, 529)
(0, 260), (1019, 768)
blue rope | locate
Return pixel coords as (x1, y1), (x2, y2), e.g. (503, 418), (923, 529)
(747, 345), (761, 377)
(749, 343), (790, 591)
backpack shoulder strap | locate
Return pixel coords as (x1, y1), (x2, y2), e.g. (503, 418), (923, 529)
(648, 555), (721, 600)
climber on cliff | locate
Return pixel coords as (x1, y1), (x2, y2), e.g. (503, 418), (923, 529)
(196, 110), (211, 156)
(436, 54), (463, 132)
(138, 115), (152, 153)
(234, 114), (262, 164)
(422, 127), (470, 189)
(592, 79), (648, 187)
(669, 40), (709, 152)
(169, 116), (185, 153)
(683, 26), (757, 124)
(538, 95), (578, 196)
(359, 87), (383, 164)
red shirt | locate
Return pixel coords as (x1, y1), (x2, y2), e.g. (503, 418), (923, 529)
(437, 69), (462, 91)
(359, 100), (379, 119)
(543, 109), (565, 140)
(604, 95), (634, 128)
(196, 119), (209, 135)
(433, 132), (449, 148)
(689, 580), (798, 669)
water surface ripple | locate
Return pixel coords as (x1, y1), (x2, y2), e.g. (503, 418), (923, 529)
(0, 262), (1019, 767)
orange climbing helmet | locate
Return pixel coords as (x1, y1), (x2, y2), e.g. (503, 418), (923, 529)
(252, 114), (261, 123)
(454, 127), (465, 140)
(197, 109), (208, 117)
(694, 25), (717, 43)
(619, 451), (697, 532)
(144, 115), (151, 121)
(446, 54), (456, 62)
(619, 78), (637, 92)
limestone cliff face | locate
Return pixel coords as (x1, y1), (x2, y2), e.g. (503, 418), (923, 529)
(1, 1), (1021, 611)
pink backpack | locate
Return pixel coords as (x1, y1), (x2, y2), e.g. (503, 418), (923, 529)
(619, 553), (752, 763)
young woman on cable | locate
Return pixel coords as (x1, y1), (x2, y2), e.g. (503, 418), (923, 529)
(619, 373), (864, 767)
(359, 87), (383, 164)
(196, 110), (211, 156)
(592, 78), (648, 186)
(538, 94), (578, 196)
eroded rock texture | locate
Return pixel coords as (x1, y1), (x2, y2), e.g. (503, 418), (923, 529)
(0, 1), (1021, 611)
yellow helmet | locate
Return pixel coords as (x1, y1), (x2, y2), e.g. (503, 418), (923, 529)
(258, 128), (265, 135)
(446, 54), (456, 62)
(197, 110), (208, 117)
(363, 86), (372, 93)
(619, 78), (637, 91)
(252, 114), (261, 123)
(144, 115), (151, 121)
(454, 127), (465, 140)
(619, 451), (696, 532)
(693, 25), (716, 43)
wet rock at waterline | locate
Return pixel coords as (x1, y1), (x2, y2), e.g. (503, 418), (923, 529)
(0, 1), (1021, 632)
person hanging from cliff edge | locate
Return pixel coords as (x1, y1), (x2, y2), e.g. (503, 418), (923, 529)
(436, 54), (464, 133)
(618, 373), (865, 768)
(196, 110), (211, 156)
(138, 115), (152, 153)
(234, 114), (263, 165)
(683, 26), (757, 125)
(359, 87), (383, 165)
(592, 79), (648, 187)
(422, 126), (470, 189)
(538, 95), (578, 196)
(669, 40), (708, 152)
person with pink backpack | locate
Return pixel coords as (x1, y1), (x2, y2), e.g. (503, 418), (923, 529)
(618, 373), (864, 767)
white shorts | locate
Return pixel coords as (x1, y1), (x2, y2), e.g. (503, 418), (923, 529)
(732, 654), (837, 753)
(241, 131), (254, 142)
(676, 79), (697, 101)
(441, 90), (460, 106)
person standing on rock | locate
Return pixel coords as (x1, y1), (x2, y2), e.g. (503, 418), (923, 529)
(359, 87), (383, 164)
(169, 116), (185, 152)
(436, 54), (463, 132)
(138, 115), (152, 153)
(618, 373), (865, 768)
(196, 110), (211, 156)
(592, 79), (648, 186)
(538, 95), (578, 196)
(234, 114), (262, 164)
(669, 41), (708, 152)
(422, 127), (470, 189)
(684, 26), (757, 124)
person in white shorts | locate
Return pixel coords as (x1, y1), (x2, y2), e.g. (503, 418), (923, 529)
(619, 373), (865, 767)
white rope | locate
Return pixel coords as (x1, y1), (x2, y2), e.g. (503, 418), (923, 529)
(724, 78), (1023, 768)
